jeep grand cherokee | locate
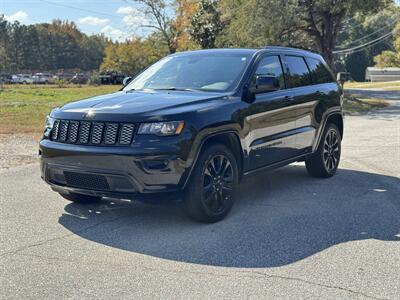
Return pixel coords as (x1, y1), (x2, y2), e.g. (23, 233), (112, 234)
(40, 47), (343, 223)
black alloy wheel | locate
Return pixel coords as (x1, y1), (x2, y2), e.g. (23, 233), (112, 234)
(323, 128), (340, 172)
(184, 144), (238, 223)
(305, 123), (341, 178)
(202, 154), (234, 213)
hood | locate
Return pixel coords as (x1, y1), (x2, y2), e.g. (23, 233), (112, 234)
(58, 90), (227, 116)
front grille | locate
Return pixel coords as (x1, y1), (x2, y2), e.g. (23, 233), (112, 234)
(64, 171), (110, 190)
(51, 119), (135, 146)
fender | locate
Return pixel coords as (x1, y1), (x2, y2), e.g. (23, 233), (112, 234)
(181, 129), (244, 189)
(312, 107), (344, 152)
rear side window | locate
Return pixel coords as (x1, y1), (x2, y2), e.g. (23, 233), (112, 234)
(253, 55), (285, 89)
(306, 57), (334, 84)
(284, 56), (311, 88)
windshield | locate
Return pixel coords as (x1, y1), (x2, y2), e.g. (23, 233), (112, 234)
(124, 53), (252, 92)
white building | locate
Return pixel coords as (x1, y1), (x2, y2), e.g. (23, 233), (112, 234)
(365, 67), (400, 82)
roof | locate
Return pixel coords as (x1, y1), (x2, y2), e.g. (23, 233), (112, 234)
(171, 46), (321, 59)
(171, 48), (259, 56)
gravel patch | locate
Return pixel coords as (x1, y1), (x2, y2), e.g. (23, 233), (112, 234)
(0, 133), (39, 169)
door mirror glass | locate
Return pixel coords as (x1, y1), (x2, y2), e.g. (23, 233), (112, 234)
(122, 76), (132, 86)
(254, 75), (280, 93)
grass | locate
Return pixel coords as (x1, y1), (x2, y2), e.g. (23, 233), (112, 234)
(0, 84), (120, 134)
(344, 81), (400, 90)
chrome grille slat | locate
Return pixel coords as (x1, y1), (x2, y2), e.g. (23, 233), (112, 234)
(51, 119), (135, 146)
(104, 123), (119, 145)
(119, 124), (135, 145)
(59, 120), (69, 141)
(91, 123), (104, 144)
(79, 121), (91, 144)
(68, 121), (79, 143)
(51, 120), (60, 140)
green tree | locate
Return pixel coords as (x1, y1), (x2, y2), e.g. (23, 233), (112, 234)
(218, 0), (312, 48)
(100, 37), (167, 75)
(297, 0), (392, 65)
(218, 0), (393, 66)
(189, 0), (222, 48)
(374, 23), (400, 68)
(0, 15), (11, 73)
(333, 6), (400, 80)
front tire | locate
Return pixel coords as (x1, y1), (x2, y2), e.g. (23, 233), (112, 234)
(305, 123), (341, 178)
(59, 192), (101, 204)
(183, 144), (239, 223)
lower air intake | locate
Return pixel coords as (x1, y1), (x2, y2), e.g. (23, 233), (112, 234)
(63, 171), (110, 191)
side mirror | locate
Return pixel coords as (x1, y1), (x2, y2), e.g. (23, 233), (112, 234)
(254, 75), (280, 93)
(122, 76), (132, 86)
(336, 72), (351, 87)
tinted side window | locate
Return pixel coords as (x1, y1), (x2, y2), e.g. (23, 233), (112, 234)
(253, 56), (285, 89)
(306, 57), (334, 84)
(284, 56), (311, 88)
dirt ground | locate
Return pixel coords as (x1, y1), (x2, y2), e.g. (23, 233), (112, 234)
(0, 133), (40, 169)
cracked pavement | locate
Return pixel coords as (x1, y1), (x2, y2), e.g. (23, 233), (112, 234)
(1, 89), (399, 299)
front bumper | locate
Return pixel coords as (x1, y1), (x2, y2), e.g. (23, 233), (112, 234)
(39, 137), (192, 199)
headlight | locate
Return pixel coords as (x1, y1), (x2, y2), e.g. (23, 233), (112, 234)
(43, 115), (55, 138)
(138, 121), (184, 136)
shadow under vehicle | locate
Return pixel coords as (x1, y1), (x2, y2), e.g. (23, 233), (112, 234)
(58, 166), (400, 268)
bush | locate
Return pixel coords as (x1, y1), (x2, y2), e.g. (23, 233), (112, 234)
(54, 79), (66, 88)
(88, 73), (101, 86)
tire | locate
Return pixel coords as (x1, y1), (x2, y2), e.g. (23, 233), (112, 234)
(183, 143), (239, 223)
(59, 192), (101, 204)
(305, 123), (341, 178)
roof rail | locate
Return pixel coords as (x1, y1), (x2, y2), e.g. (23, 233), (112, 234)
(263, 45), (316, 54)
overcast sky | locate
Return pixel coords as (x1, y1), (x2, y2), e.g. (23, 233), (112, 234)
(0, 0), (154, 41)
(1, 0), (400, 42)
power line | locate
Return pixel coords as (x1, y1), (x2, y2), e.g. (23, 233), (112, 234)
(336, 17), (399, 49)
(333, 31), (394, 54)
(332, 32), (393, 54)
(37, 0), (121, 19)
(338, 35), (394, 55)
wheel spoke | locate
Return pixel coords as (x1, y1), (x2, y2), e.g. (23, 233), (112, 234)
(202, 153), (236, 213)
(221, 158), (231, 176)
(332, 154), (337, 165)
(204, 167), (212, 178)
(329, 157), (334, 170)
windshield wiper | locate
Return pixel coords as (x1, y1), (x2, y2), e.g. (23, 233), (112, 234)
(152, 87), (202, 92)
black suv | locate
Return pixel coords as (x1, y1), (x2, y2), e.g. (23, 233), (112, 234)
(40, 47), (343, 222)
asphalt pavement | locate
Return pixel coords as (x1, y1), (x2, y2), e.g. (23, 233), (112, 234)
(1, 89), (399, 299)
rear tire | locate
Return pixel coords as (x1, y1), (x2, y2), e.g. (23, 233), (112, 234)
(305, 123), (341, 178)
(59, 192), (101, 204)
(183, 144), (239, 223)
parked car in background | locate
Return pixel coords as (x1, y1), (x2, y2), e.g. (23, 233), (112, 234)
(19, 74), (34, 84)
(100, 72), (126, 85)
(69, 73), (88, 84)
(40, 47), (343, 223)
(0, 73), (12, 84)
(17, 74), (34, 84)
(11, 74), (21, 84)
(33, 72), (53, 84)
(54, 72), (74, 82)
